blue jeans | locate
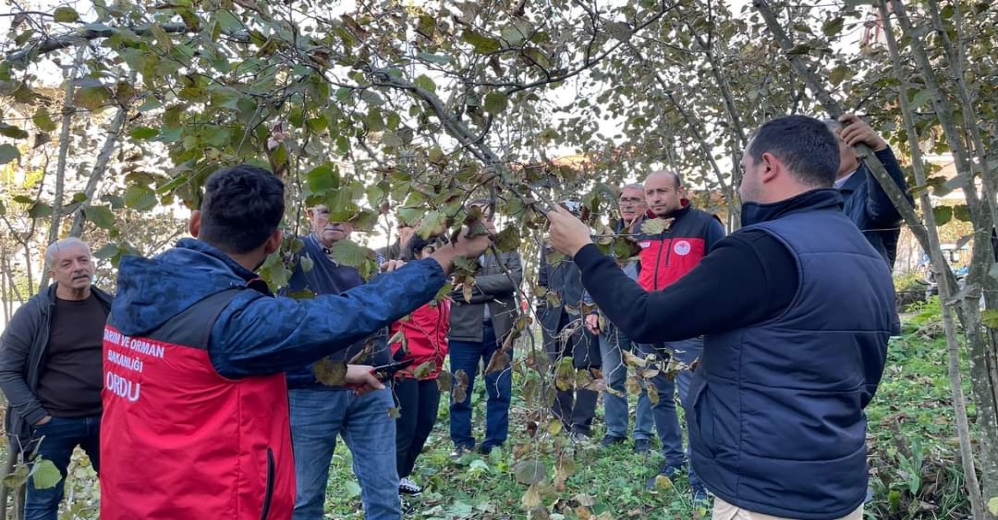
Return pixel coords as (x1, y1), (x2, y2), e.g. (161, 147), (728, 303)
(289, 387), (400, 520)
(598, 325), (653, 440)
(25, 415), (101, 520)
(635, 338), (703, 487)
(449, 322), (512, 450)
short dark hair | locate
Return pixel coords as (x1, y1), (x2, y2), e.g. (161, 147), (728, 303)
(199, 164), (285, 254)
(407, 234), (441, 259)
(746, 115), (840, 188)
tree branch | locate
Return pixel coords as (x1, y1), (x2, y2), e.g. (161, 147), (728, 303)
(752, 0), (927, 253)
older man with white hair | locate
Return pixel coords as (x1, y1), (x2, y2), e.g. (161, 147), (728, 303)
(0, 237), (112, 520)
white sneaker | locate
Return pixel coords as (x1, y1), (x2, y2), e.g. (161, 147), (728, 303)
(399, 477), (423, 495)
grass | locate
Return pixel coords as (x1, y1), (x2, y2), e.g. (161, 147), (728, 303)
(0, 309), (974, 520)
(320, 317), (973, 519)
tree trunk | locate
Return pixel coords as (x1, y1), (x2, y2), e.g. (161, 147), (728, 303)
(68, 87), (132, 238)
(879, 4), (985, 517)
(38, 45), (85, 292)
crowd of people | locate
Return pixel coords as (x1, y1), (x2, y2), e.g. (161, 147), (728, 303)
(0, 112), (909, 520)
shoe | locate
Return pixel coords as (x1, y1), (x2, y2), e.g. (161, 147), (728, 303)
(691, 484), (710, 508)
(634, 438), (651, 454)
(449, 445), (472, 460)
(599, 435), (626, 448)
(645, 464), (682, 490)
(399, 477), (423, 495)
(570, 431), (591, 444)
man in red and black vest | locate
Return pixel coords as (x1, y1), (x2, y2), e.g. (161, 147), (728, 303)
(633, 170), (724, 503)
(100, 164), (491, 520)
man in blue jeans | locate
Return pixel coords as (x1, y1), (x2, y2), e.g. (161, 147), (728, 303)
(0, 238), (111, 520)
(583, 184), (654, 448)
(448, 200), (523, 457)
(283, 206), (401, 520)
(630, 171), (725, 503)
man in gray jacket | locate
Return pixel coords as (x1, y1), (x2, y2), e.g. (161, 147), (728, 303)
(448, 200), (523, 457)
(0, 238), (111, 520)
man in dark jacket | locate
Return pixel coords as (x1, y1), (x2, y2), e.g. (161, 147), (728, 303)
(546, 115), (897, 519)
(282, 207), (401, 519)
(0, 237), (111, 520)
(537, 221), (601, 441)
(448, 199), (522, 457)
(99, 164), (491, 520)
(827, 113), (912, 268)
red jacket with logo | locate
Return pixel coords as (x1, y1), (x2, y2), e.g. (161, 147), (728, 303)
(390, 299), (450, 380)
(102, 289), (295, 520)
(636, 201), (726, 291)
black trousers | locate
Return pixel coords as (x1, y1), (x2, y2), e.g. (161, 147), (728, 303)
(546, 311), (600, 435)
(394, 378), (441, 478)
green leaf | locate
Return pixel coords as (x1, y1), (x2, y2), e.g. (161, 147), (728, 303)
(345, 481), (362, 497)
(86, 205), (115, 229)
(982, 310), (998, 330)
(0, 123), (29, 139)
(416, 52), (451, 65)
(32, 107), (57, 132)
(28, 202), (52, 219)
(822, 17), (845, 37)
(494, 226), (521, 252)
(932, 205), (952, 226)
(829, 65), (850, 87)
(215, 10), (241, 32)
(414, 74), (436, 93)
(461, 30), (501, 53)
(123, 185), (158, 211)
(911, 89), (934, 110)
(786, 44), (811, 55)
(416, 211), (447, 239)
(605, 21), (631, 41)
(0, 200), (5, 216)
(313, 358), (347, 386)
(2, 464), (29, 489)
(0, 144), (19, 165)
(513, 460), (547, 485)
(336, 135), (350, 156)
(31, 459), (61, 490)
(53, 7), (79, 23)
(640, 218), (670, 235)
(987, 497), (998, 516)
(129, 126), (159, 140)
(75, 85), (111, 111)
(953, 204), (971, 222)
(484, 92), (509, 114)
(330, 239), (371, 268)
(306, 163), (339, 195)
(150, 24), (173, 50)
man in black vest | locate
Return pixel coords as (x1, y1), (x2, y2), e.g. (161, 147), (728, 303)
(546, 115), (898, 519)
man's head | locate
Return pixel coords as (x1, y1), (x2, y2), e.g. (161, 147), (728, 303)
(618, 183), (647, 222)
(308, 206), (352, 248)
(46, 237), (93, 293)
(190, 164), (285, 265)
(644, 170), (685, 217)
(823, 118), (859, 178)
(740, 115), (840, 204)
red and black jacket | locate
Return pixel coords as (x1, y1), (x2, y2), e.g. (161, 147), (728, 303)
(389, 299), (450, 380)
(636, 200), (726, 291)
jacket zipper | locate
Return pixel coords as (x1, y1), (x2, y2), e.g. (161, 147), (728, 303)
(261, 448), (275, 520)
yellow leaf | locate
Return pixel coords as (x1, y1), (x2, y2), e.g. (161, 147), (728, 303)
(313, 358), (347, 386)
(646, 382), (660, 405)
(654, 474), (674, 491)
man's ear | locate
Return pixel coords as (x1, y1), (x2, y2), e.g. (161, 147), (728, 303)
(263, 229), (283, 256)
(189, 211), (202, 237)
(760, 152), (781, 184)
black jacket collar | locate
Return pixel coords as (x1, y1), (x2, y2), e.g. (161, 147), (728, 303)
(740, 189), (845, 227)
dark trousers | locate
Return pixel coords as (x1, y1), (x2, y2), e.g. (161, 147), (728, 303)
(546, 311), (600, 435)
(25, 415), (101, 520)
(394, 378), (441, 478)
(449, 322), (512, 450)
